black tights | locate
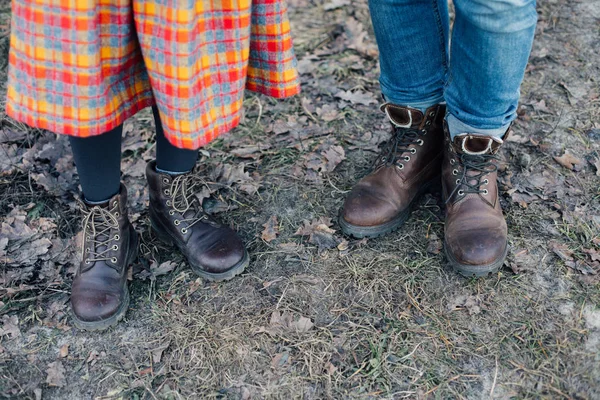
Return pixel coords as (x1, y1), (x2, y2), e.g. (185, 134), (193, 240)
(69, 106), (198, 202)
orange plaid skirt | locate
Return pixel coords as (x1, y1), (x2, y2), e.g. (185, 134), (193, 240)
(6, 0), (300, 149)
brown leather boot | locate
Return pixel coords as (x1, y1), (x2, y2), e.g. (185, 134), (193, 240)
(71, 184), (138, 330)
(442, 126), (508, 277)
(339, 103), (445, 238)
(146, 162), (248, 281)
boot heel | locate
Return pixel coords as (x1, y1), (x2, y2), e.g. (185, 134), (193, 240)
(152, 223), (174, 246)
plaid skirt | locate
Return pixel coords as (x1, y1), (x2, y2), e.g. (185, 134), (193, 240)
(6, 0), (300, 149)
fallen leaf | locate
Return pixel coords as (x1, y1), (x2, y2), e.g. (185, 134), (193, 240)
(554, 152), (585, 171)
(334, 90), (377, 106)
(0, 315), (21, 339)
(257, 310), (315, 334)
(316, 104), (340, 122)
(550, 241), (573, 262)
(323, 0), (350, 10)
(584, 248), (600, 262)
(295, 217), (341, 250)
(426, 233), (442, 255)
(152, 342), (170, 363)
(591, 157), (600, 176)
(152, 260), (178, 278)
(46, 361), (66, 387)
(294, 316), (314, 332)
(59, 344), (69, 358)
(325, 361), (337, 375)
(271, 352), (290, 369)
(322, 145), (346, 172)
(261, 216), (279, 242)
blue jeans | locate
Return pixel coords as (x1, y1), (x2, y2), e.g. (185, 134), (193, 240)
(369, 0), (537, 138)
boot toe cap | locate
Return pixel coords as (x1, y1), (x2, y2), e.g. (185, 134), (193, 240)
(446, 229), (507, 267)
(188, 229), (246, 273)
(341, 188), (398, 227)
(71, 284), (124, 322)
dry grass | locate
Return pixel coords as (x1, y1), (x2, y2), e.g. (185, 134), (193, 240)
(2, 0), (600, 399)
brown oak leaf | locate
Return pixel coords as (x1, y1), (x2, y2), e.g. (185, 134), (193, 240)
(261, 216), (279, 242)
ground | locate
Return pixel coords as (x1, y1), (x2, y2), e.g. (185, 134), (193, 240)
(1, 0), (600, 399)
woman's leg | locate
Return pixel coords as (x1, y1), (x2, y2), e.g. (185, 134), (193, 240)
(153, 106), (198, 174)
(68, 125), (139, 330)
(69, 126), (123, 203)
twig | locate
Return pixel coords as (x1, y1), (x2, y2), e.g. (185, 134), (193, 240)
(490, 356), (498, 398)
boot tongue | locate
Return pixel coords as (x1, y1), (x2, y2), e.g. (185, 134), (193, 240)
(453, 134), (503, 156)
(381, 104), (424, 128)
(83, 202), (116, 262)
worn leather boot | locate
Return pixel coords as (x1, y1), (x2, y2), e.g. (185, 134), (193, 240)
(146, 161), (248, 281)
(340, 103), (445, 238)
(442, 125), (508, 277)
(71, 184), (138, 330)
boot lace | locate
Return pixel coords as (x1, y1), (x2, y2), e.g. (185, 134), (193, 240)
(166, 173), (214, 233)
(81, 203), (121, 271)
(375, 127), (425, 170)
(446, 153), (497, 203)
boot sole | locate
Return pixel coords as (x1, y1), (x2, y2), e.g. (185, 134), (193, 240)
(72, 229), (139, 331)
(151, 222), (249, 282)
(338, 176), (441, 239)
(444, 240), (508, 278)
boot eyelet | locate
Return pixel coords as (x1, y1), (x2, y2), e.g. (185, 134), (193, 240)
(450, 159), (456, 165)
(174, 220), (180, 226)
(85, 260), (91, 264)
(429, 111), (435, 117)
(113, 201), (118, 207)
(163, 178), (170, 184)
(181, 228), (188, 234)
(458, 190), (465, 196)
(396, 164), (404, 170)
(115, 212), (119, 217)
(483, 189), (489, 195)
(114, 235), (120, 240)
(85, 248), (90, 253)
(111, 257), (118, 263)
(455, 179), (460, 185)
(410, 148), (417, 154)
(452, 169), (458, 175)
(381, 157), (386, 162)
(425, 121), (431, 126)
(166, 200), (171, 206)
(169, 210), (175, 216)
(404, 156), (410, 162)
(112, 245), (119, 251)
(164, 190), (170, 196)
(417, 139), (424, 146)
(483, 179), (489, 185)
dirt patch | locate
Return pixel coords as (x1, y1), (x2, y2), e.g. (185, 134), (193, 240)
(1, 0), (600, 398)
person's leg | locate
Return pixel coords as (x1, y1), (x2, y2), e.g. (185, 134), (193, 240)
(68, 125), (139, 330)
(147, 106), (247, 281)
(340, 0), (450, 238)
(445, 0), (537, 138)
(153, 106), (199, 174)
(368, 0), (449, 111)
(442, 0), (537, 276)
(69, 126), (123, 203)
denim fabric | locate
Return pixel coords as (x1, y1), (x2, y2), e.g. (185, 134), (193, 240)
(369, 0), (537, 138)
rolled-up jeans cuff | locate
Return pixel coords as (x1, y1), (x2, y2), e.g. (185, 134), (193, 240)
(446, 113), (510, 140)
(381, 91), (445, 114)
